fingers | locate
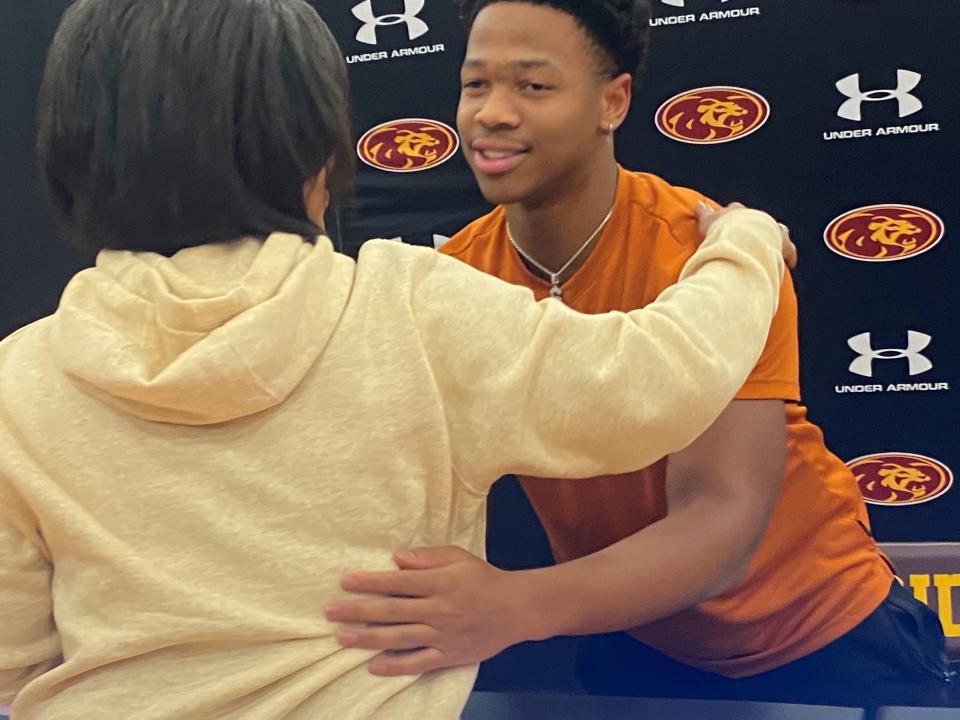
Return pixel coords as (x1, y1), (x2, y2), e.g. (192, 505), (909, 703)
(340, 569), (436, 597)
(338, 623), (439, 652)
(393, 546), (472, 570)
(698, 201), (797, 268)
(368, 648), (450, 677)
(696, 200), (743, 236)
(696, 201), (716, 235)
(325, 596), (433, 625)
(778, 223), (798, 269)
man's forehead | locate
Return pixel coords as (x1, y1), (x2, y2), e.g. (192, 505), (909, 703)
(461, 57), (555, 70)
(467, 3), (590, 55)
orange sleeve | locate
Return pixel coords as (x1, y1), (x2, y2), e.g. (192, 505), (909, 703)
(437, 208), (503, 260)
(437, 236), (460, 257)
(735, 270), (801, 402)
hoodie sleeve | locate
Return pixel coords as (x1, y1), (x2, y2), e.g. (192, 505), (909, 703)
(412, 208), (785, 493)
(0, 486), (61, 706)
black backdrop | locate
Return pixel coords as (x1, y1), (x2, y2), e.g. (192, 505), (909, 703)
(2, 0), (958, 688)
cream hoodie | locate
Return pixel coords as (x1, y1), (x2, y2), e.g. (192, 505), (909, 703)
(0, 209), (782, 719)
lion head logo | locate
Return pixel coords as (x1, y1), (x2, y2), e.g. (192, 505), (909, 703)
(825, 205), (944, 262)
(848, 453), (953, 506)
(358, 118), (459, 173)
(655, 86), (769, 144)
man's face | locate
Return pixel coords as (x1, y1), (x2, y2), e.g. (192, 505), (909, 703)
(457, 2), (610, 206)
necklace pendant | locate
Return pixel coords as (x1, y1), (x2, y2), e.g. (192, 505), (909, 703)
(549, 284), (563, 300)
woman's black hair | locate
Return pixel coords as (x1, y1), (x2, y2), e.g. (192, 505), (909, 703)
(36, 0), (355, 253)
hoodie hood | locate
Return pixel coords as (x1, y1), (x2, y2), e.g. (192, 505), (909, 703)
(51, 233), (353, 425)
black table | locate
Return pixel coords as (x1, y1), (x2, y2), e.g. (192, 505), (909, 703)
(875, 709), (960, 720)
(461, 692), (866, 720)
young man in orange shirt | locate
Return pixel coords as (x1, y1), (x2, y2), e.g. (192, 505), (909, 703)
(328, 0), (952, 708)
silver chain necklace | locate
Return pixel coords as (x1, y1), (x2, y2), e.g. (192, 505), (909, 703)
(506, 205), (615, 300)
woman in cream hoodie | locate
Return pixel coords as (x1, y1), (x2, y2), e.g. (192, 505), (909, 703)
(0, 0), (785, 718)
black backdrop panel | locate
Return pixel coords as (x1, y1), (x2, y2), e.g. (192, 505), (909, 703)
(0, 0), (84, 338)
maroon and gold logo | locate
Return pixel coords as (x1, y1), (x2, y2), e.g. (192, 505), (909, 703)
(824, 204), (944, 262)
(848, 453), (953, 506)
(357, 118), (459, 173)
(655, 86), (770, 144)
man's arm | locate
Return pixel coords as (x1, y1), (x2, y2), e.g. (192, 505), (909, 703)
(517, 399), (786, 635)
(325, 399), (786, 675)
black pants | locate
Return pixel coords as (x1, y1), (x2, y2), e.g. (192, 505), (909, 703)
(577, 581), (954, 710)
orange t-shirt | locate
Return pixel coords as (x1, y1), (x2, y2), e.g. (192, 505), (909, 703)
(441, 168), (893, 678)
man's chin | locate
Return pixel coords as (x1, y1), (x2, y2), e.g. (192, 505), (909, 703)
(473, 175), (531, 207)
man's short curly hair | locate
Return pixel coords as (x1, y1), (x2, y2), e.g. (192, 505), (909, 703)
(458, 0), (651, 88)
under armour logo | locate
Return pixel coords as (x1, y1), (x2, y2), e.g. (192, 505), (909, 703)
(848, 331), (933, 377)
(835, 70), (923, 122)
(661, 0), (728, 6)
(352, 0), (429, 46)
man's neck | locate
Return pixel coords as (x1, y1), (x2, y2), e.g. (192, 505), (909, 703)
(505, 156), (619, 277)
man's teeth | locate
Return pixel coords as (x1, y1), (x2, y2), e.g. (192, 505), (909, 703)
(481, 150), (516, 159)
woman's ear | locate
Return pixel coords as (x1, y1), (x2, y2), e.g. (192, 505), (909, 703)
(302, 166), (331, 229)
